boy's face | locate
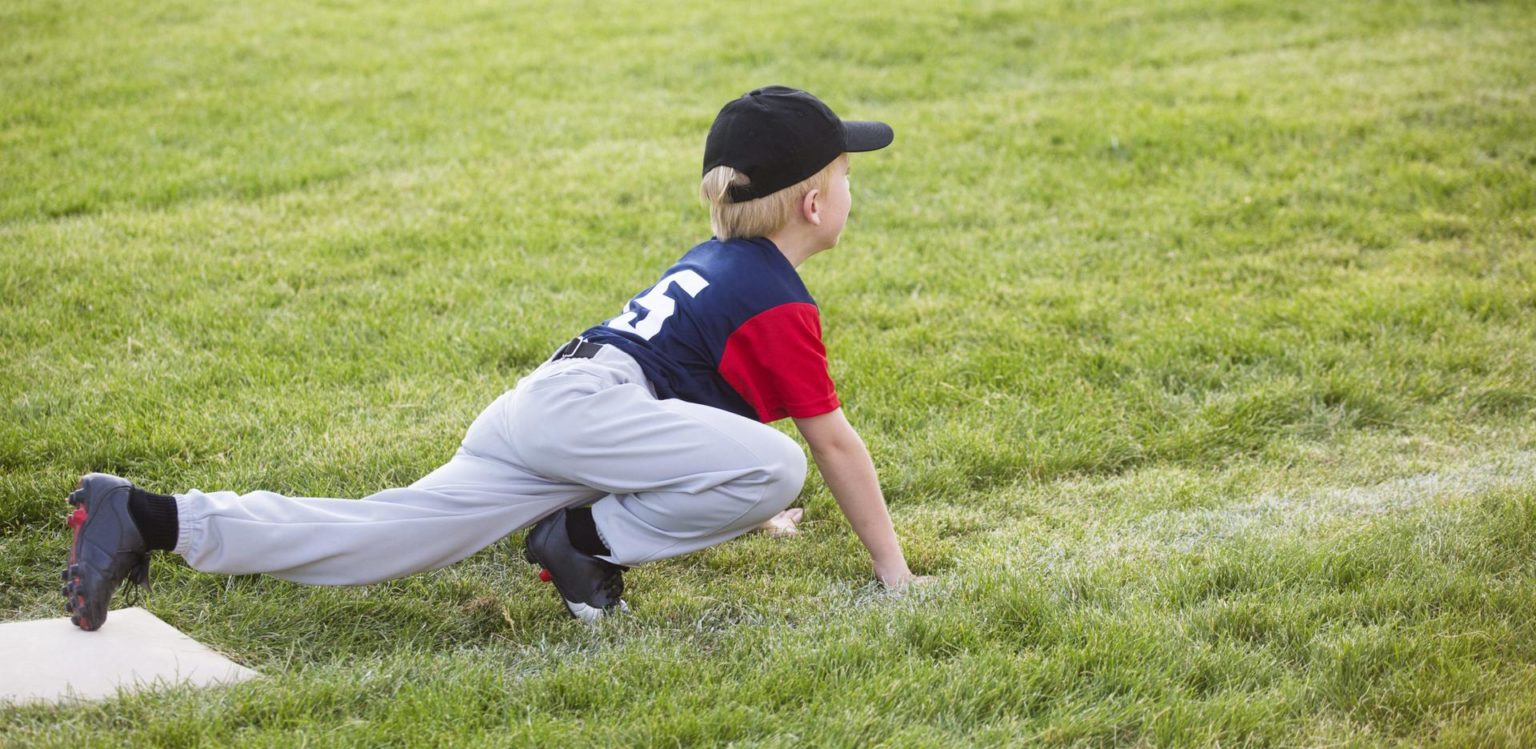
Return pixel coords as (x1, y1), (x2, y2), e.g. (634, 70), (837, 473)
(818, 155), (852, 249)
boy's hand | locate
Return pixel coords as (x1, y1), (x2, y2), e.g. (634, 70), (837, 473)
(795, 409), (918, 588)
(758, 508), (803, 537)
(877, 568), (937, 591)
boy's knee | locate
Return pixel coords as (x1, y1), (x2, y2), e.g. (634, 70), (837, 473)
(756, 434), (807, 513)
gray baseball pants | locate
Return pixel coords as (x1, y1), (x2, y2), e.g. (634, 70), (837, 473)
(170, 346), (807, 584)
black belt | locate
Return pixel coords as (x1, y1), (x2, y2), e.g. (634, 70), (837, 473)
(549, 337), (605, 362)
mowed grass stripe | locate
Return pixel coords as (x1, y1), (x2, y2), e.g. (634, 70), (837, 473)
(4, 441), (1533, 745)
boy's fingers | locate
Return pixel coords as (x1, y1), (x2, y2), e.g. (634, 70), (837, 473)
(759, 508), (802, 537)
(880, 574), (938, 592)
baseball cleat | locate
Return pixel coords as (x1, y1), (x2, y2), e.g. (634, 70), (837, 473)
(62, 473), (150, 631)
(523, 510), (628, 623)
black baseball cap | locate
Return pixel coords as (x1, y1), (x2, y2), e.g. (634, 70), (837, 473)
(703, 86), (894, 203)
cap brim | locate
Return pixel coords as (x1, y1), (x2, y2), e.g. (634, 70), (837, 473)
(843, 120), (894, 152)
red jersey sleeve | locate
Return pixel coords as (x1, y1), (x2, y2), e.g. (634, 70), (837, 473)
(717, 302), (840, 422)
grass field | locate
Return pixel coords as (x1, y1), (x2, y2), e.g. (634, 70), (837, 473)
(4, 0), (1536, 744)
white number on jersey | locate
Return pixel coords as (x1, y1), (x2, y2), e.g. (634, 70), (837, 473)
(605, 270), (710, 340)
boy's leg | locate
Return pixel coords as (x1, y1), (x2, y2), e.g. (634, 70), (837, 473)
(588, 397), (806, 565)
(507, 357), (808, 567)
(175, 390), (598, 584)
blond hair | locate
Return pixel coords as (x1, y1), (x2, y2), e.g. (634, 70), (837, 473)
(699, 155), (843, 239)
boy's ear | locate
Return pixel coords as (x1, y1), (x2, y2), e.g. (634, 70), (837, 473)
(801, 188), (822, 226)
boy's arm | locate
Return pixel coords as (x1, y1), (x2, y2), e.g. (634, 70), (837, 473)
(792, 408), (916, 587)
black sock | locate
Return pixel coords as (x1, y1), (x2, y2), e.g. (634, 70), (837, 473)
(127, 488), (178, 551)
(565, 506), (611, 557)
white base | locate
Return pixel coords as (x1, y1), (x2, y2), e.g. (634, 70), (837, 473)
(0, 607), (258, 705)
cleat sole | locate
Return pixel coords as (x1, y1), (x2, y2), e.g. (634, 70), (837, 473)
(59, 474), (149, 632)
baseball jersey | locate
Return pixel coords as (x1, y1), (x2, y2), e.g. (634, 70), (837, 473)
(579, 237), (839, 423)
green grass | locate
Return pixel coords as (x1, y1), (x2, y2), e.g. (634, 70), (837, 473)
(4, 0), (1535, 744)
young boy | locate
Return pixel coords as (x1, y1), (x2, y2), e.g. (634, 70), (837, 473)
(62, 85), (922, 629)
